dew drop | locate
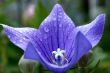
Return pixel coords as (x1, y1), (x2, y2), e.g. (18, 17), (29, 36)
(44, 27), (49, 32)
(13, 37), (17, 43)
(59, 12), (62, 15)
(64, 16), (67, 20)
(78, 27), (81, 28)
(67, 31), (69, 34)
(52, 13), (56, 16)
(53, 18), (56, 21)
(59, 24), (62, 28)
(19, 40), (23, 43)
(58, 15), (62, 18)
(40, 38), (42, 41)
(23, 37), (26, 40)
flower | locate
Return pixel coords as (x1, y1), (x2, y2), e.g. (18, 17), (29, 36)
(0, 4), (105, 73)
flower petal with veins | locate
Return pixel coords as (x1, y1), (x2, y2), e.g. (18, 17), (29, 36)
(76, 14), (105, 47)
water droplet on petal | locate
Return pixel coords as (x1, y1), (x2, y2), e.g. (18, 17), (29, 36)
(78, 27), (81, 28)
(44, 27), (49, 32)
(44, 18), (47, 22)
(52, 13), (56, 16)
(13, 37), (17, 43)
(58, 15), (62, 18)
(23, 37), (26, 40)
(59, 12), (62, 15)
(59, 24), (62, 28)
(58, 9), (62, 12)
(67, 31), (70, 34)
(19, 40), (23, 43)
(53, 18), (56, 21)
(40, 38), (42, 41)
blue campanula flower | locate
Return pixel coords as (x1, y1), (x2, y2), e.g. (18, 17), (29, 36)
(0, 4), (105, 73)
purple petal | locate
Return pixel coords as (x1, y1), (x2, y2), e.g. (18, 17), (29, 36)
(39, 4), (75, 52)
(23, 28), (53, 62)
(76, 14), (105, 47)
(73, 32), (92, 60)
(65, 29), (78, 59)
(24, 42), (73, 73)
(24, 32), (92, 73)
(24, 42), (38, 60)
(0, 24), (37, 51)
(64, 32), (92, 70)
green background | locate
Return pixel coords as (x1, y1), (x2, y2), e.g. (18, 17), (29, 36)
(0, 0), (110, 73)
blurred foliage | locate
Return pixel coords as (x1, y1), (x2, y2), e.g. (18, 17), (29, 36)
(0, 0), (110, 73)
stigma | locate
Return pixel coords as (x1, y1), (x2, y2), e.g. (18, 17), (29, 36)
(52, 48), (68, 66)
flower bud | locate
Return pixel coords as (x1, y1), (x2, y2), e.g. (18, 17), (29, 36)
(78, 50), (93, 67)
(18, 55), (37, 73)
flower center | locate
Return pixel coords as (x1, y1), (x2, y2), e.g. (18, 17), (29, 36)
(52, 48), (68, 66)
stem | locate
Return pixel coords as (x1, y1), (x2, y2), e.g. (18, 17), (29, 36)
(0, 34), (8, 73)
(78, 67), (88, 73)
(53, 72), (66, 73)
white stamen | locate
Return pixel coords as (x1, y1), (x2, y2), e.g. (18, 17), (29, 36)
(52, 48), (68, 65)
(52, 48), (65, 59)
